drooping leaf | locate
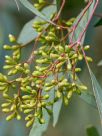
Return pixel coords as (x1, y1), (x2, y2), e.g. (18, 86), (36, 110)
(94, 18), (102, 27)
(53, 99), (62, 127)
(80, 92), (97, 108)
(17, 2), (56, 45)
(88, 67), (102, 124)
(86, 126), (100, 136)
(19, 0), (55, 26)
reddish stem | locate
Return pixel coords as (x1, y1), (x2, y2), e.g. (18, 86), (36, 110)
(78, 0), (99, 43)
(70, 0), (93, 43)
(54, 0), (66, 22)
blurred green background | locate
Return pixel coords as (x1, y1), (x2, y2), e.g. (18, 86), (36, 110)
(0, 0), (102, 136)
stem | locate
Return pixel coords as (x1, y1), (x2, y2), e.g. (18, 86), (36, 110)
(70, 0), (93, 43)
(78, 0), (99, 43)
(54, 0), (66, 22)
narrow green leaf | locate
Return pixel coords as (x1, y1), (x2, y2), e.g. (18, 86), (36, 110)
(94, 18), (102, 27)
(17, 2), (56, 45)
(80, 92), (97, 108)
(88, 68), (102, 124)
(53, 99), (62, 127)
(86, 126), (100, 136)
(19, 0), (55, 25)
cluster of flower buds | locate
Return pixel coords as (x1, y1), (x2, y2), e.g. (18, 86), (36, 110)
(0, 16), (92, 128)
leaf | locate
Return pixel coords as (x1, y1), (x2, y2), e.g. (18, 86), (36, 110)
(80, 92), (97, 108)
(69, 1), (95, 44)
(19, 0), (55, 25)
(88, 68), (102, 124)
(86, 126), (100, 136)
(94, 18), (102, 27)
(17, 2), (56, 45)
(97, 60), (102, 66)
(53, 99), (62, 127)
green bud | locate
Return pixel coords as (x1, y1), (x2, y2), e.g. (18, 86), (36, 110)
(12, 45), (19, 50)
(13, 49), (20, 56)
(50, 53), (59, 58)
(25, 69), (30, 74)
(58, 45), (64, 52)
(67, 63), (72, 70)
(67, 91), (73, 99)
(66, 21), (73, 26)
(78, 54), (83, 60)
(26, 118), (34, 127)
(26, 86), (32, 91)
(43, 94), (49, 99)
(1, 103), (10, 108)
(38, 103), (42, 108)
(9, 34), (16, 42)
(25, 114), (33, 121)
(3, 65), (13, 69)
(3, 45), (12, 50)
(32, 71), (41, 76)
(71, 54), (78, 59)
(17, 114), (21, 120)
(39, 118), (45, 124)
(41, 102), (46, 107)
(3, 92), (9, 99)
(65, 45), (70, 53)
(78, 85), (87, 90)
(75, 68), (81, 72)
(84, 45), (90, 50)
(39, 0), (45, 4)
(8, 69), (18, 76)
(6, 112), (16, 121)
(86, 56), (93, 62)
(24, 63), (29, 69)
(56, 90), (62, 98)
(64, 96), (69, 106)
(0, 86), (7, 91)
(24, 109), (33, 114)
(34, 3), (40, 10)
(10, 104), (16, 111)
(45, 86), (53, 92)
(2, 108), (10, 113)
(56, 62), (65, 69)
(48, 32), (56, 37)
(22, 95), (32, 99)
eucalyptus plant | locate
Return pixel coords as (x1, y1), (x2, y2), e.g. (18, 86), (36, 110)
(0, 0), (102, 136)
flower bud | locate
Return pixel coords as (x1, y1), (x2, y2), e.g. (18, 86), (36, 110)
(9, 34), (16, 42)
(26, 118), (34, 127)
(3, 45), (12, 50)
(6, 112), (16, 121)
